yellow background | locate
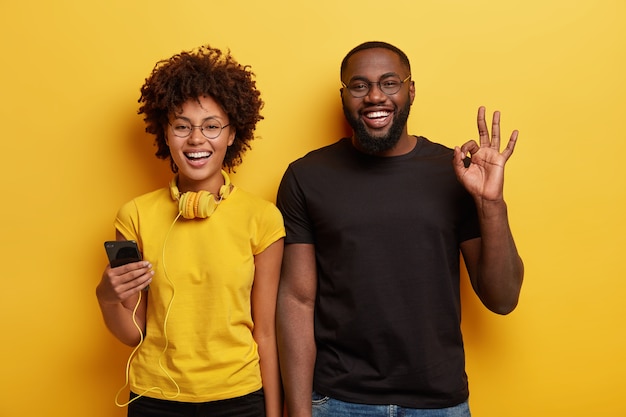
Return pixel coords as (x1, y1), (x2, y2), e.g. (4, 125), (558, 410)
(1, 0), (624, 415)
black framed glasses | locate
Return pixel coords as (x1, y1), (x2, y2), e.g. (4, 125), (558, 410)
(342, 74), (411, 98)
(169, 118), (230, 140)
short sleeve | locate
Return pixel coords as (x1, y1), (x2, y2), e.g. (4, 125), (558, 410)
(252, 202), (285, 255)
(114, 199), (141, 244)
(276, 165), (315, 245)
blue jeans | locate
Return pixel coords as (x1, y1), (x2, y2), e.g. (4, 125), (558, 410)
(312, 392), (471, 417)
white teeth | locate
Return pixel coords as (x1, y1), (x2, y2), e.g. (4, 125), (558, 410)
(366, 111), (390, 119)
(186, 151), (211, 159)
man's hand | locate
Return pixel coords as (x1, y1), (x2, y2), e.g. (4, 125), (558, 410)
(453, 106), (519, 201)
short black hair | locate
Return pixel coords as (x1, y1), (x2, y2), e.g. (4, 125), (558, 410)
(340, 41), (411, 79)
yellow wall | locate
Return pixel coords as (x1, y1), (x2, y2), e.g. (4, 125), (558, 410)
(1, 0), (624, 415)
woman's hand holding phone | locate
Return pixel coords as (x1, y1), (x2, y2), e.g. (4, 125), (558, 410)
(98, 241), (153, 305)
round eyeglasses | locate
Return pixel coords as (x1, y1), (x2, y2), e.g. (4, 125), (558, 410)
(169, 118), (230, 140)
(341, 74), (411, 98)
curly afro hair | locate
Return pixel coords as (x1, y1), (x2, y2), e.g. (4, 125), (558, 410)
(138, 45), (264, 172)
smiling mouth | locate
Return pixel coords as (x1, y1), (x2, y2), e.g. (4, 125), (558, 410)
(185, 151), (212, 161)
(361, 110), (393, 130)
(364, 110), (391, 119)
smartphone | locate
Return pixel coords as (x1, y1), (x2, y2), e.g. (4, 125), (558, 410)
(104, 240), (142, 267)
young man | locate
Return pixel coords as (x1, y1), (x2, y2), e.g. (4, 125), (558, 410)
(276, 41), (524, 417)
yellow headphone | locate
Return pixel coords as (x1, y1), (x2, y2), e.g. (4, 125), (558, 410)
(169, 170), (231, 219)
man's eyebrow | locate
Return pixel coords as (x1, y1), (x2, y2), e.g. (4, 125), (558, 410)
(347, 72), (400, 82)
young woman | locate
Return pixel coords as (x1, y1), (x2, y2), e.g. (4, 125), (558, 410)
(96, 45), (284, 417)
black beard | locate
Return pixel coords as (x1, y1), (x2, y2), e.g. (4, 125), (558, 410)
(343, 98), (411, 155)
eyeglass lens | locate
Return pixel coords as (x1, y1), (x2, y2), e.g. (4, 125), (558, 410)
(344, 75), (410, 98)
(170, 118), (228, 139)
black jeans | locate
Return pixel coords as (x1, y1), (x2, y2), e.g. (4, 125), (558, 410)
(127, 389), (265, 417)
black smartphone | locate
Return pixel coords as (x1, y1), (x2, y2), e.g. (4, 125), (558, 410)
(104, 240), (142, 267)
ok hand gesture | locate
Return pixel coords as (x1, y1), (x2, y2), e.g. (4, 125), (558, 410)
(453, 106), (519, 202)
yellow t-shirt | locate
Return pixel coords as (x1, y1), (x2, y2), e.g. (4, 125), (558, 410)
(114, 185), (285, 402)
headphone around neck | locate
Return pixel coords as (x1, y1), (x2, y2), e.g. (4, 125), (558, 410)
(169, 170), (231, 219)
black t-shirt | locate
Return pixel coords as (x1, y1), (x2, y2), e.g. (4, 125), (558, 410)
(277, 137), (480, 408)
